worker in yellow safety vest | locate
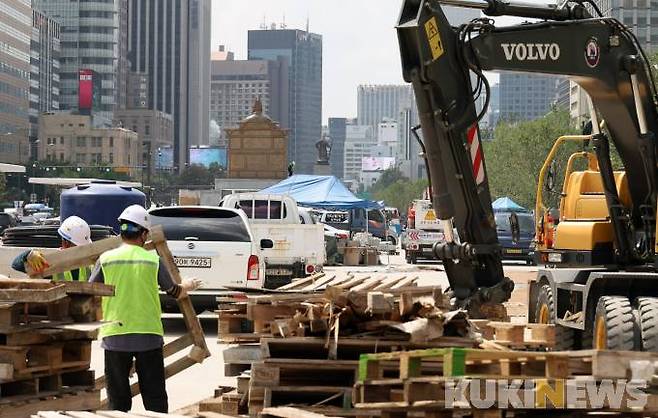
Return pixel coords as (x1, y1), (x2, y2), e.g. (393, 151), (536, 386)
(88, 204), (201, 412)
(12, 215), (93, 280)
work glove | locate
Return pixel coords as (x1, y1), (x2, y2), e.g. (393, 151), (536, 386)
(26, 250), (49, 273)
(181, 277), (203, 292)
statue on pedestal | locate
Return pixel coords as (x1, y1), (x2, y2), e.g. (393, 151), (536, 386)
(315, 133), (331, 165)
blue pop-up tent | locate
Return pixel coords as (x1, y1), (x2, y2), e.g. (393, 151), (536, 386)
(492, 197), (527, 212)
(259, 175), (383, 209)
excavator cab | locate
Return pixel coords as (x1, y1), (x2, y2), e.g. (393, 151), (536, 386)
(535, 135), (631, 267)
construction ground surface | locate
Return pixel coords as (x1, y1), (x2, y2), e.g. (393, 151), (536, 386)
(87, 254), (536, 412)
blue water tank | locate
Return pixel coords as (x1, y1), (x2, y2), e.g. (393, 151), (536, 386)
(60, 181), (146, 233)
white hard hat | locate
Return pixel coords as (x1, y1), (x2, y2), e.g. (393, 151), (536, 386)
(118, 204), (150, 231)
(57, 216), (92, 246)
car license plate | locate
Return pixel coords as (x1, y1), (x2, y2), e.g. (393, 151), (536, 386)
(506, 249), (523, 254)
(174, 257), (212, 268)
(266, 268), (292, 276)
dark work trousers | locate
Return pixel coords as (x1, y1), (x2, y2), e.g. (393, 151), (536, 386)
(104, 347), (168, 412)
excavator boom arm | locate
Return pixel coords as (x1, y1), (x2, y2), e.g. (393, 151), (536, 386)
(397, 0), (658, 308)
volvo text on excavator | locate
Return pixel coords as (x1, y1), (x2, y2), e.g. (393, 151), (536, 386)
(397, 0), (658, 350)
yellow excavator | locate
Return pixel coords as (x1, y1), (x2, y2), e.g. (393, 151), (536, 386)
(397, 0), (658, 350)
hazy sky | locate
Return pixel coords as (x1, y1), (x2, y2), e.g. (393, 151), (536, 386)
(211, 1), (535, 124)
(212, 0), (406, 123)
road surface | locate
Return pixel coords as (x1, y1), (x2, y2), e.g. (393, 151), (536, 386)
(89, 253), (538, 412)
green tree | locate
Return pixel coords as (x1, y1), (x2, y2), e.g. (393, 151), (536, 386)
(369, 167), (407, 195)
(372, 178), (428, 215)
(484, 109), (579, 209)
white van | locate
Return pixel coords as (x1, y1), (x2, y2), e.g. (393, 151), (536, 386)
(148, 206), (272, 310)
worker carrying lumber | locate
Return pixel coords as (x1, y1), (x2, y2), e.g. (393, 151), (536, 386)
(88, 204), (202, 412)
(11, 215), (93, 280)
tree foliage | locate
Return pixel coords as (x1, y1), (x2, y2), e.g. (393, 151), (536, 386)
(369, 168), (428, 214)
(483, 109), (579, 209)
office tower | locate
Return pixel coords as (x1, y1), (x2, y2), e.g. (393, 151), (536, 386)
(328, 118), (347, 179)
(127, 0), (211, 167)
(357, 85), (415, 130)
(567, 0), (656, 123)
(210, 50), (289, 145)
(30, 7), (61, 142)
(33, 0), (121, 121)
(248, 28), (323, 174)
(499, 72), (559, 122)
(0, 0), (31, 163)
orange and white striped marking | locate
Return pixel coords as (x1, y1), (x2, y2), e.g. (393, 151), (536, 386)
(467, 124), (485, 185)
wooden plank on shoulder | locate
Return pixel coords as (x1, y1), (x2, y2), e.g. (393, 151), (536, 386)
(28, 236), (123, 279)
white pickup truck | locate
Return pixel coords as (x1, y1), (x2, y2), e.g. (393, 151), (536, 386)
(221, 193), (326, 288)
(402, 199), (445, 263)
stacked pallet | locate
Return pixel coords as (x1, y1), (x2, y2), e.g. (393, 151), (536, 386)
(0, 279), (113, 418)
(208, 275), (494, 417)
(354, 347), (658, 417)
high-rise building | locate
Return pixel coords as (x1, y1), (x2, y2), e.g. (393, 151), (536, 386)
(187, 0), (211, 148)
(248, 28), (323, 174)
(343, 124), (377, 184)
(33, 0), (122, 121)
(357, 85), (415, 131)
(0, 0), (31, 163)
(594, 0), (654, 52)
(210, 52), (288, 145)
(116, 0), (128, 110)
(127, 0), (211, 167)
(328, 117), (348, 179)
(567, 0), (656, 123)
(499, 73), (559, 122)
(30, 7), (61, 141)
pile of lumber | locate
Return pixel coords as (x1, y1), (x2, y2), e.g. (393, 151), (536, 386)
(354, 347), (658, 417)
(207, 274), (489, 417)
(0, 279), (113, 418)
(216, 273), (457, 344)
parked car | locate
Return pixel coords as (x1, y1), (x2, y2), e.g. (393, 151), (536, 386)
(148, 206), (272, 311)
(495, 210), (535, 264)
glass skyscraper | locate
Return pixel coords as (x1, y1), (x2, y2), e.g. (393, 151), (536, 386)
(248, 28), (322, 174)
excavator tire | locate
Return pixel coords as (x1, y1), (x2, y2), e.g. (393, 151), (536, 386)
(635, 297), (658, 352)
(593, 296), (637, 350)
(534, 284), (574, 350)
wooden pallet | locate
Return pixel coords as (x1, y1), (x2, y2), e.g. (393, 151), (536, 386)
(359, 348), (658, 382)
(261, 337), (476, 362)
(0, 323), (100, 347)
(0, 389), (99, 418)
(472, 321), (556, 349)
(0, 369), (94, 401)
(355, 376), (658, 414)
(0, 340), (91, 381)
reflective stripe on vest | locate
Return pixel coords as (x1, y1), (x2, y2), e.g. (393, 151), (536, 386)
(98, 244), (163, 338)
(53, 266), (91, 282)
